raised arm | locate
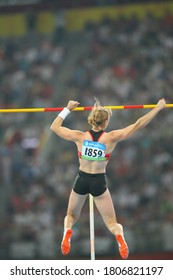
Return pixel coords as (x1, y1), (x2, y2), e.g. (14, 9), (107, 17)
(110, 98), (166, 142)
(50, 100), (83, 141)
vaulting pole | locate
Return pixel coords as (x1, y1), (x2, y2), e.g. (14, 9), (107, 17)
(0, 104), (173, 113)
(89, 194), (95, 260)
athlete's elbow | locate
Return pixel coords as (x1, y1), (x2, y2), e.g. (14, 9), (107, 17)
(50, 123), (59, 133)
(135, 119), (145, 129)
(50, 123), (55, 131)
(122, 123), (140, 139)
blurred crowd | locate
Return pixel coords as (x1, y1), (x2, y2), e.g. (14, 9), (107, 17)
(1, 9), (173, 259)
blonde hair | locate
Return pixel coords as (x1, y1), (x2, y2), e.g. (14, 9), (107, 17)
(88, 98), (112, 127)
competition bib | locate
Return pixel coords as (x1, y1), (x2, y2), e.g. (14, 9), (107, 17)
(81, 140), (106, 161)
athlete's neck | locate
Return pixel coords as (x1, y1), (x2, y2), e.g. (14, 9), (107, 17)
(92, 127), (104, 132)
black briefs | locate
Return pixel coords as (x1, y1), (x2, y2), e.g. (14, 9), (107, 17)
(73, 170), (107, 197)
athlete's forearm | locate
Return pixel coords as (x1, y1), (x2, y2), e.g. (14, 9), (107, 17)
(117, 104), (164, 140)
(50, 101), (79, 131)
(50, 116), (63, 131)
(135, 106), (161, 129)
(50, 107), (71, 132)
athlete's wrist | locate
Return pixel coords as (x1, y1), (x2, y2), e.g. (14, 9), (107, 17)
(58, 107), (71, 120)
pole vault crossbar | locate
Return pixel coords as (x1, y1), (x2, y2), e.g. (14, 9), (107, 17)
(0, 104), (173, 113)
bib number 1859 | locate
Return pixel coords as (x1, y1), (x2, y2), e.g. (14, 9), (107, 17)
(85, 148), (103, 158)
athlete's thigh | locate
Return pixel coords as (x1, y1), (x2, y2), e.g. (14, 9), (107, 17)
(67, 189), (88, 217)
(94, 189), (117, 221)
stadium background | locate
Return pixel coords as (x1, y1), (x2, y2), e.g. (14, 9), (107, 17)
(0, 0), (173, 260)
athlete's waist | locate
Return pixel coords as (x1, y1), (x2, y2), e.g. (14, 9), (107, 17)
(79, 169), (106, 177)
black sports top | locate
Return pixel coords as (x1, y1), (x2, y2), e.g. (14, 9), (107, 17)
(88, 130), (104, 141)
